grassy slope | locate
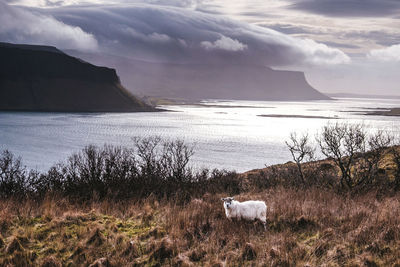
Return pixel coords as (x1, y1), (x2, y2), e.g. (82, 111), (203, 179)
(1, 149), (400, 266)
(2, 191), (400, 266)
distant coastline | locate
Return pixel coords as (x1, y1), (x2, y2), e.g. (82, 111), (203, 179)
(327, 92), (400, 99)
(257, 114), (338, 119)
(364, 108), (400, 117)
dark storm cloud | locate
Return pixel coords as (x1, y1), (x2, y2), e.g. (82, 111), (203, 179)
(289, 0), (400, 17)
(36, 4), (349, 66)
(0, 3), (349, 66)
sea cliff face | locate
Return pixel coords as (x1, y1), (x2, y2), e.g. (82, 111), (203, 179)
(0, 43), (153, 112)
(66, 51), (330, 101)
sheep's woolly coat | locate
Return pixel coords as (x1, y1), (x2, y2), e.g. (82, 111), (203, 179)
(222, 198), (267, 228)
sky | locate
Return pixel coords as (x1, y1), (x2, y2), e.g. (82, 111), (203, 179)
(1, 0), (399, 95)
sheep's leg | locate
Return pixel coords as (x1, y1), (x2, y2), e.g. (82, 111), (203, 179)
(261, 210), (267, 230)
(260, 216), (267, 230)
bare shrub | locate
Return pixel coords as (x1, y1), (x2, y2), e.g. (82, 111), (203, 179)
(285, 132), (315, 185)
(359, 130), (392, 187)
(0, 150), (30, 198)
(317, 123), (366, 189)
(133, 137), (195, 199)
(39, 137), (195, 200)
(0, 137), (239, 202)
(317, 123), (391, 190)
(43, 145), (137, 200)
(1, 126), (397, 201)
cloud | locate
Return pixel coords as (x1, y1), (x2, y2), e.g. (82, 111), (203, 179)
(321, 41), (360, 49)
(37, 4), (349, 66)
(343, 30), (400, 47)
(145, 0), (203, 8)
(289, 0), (400, 17)
(7, 0), (88, 7)
(294, 39), (350, 65)
(7, 0), (204, 8)
(368, 44), (400, 62)
(0, 2), (98, 51)
(120, 26), (172, 43)
(262, 22), (400, 52)
(259, 23), (319, 35)
(201, 36), (247, 51)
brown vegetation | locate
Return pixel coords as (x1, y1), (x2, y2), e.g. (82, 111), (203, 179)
(1, 187), (400, 266)
(1, 124), (400, 265)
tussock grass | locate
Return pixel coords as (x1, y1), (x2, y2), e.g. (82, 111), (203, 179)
(1, 134), (400, 265)
(1, 187), (400, 266)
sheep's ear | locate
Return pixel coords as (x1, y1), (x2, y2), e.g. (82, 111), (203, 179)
(221, 198), (225, 201)
(231, 197), (235, 200)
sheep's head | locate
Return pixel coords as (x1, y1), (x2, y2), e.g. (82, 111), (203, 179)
(221, 197), (235, 209)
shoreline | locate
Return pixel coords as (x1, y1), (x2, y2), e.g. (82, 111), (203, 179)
(257, 114), (339, 119)
(364, 107), (400, 116)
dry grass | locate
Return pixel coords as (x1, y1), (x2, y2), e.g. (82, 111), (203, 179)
(1, 187), (400, 266)
(2, 133), (400, 265)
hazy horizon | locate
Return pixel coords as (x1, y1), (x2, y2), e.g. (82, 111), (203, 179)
(1, 0), (399, 96)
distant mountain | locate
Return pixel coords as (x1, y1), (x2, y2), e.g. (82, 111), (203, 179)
(66, 51), (330, 101)
(0, 42), (154, 112)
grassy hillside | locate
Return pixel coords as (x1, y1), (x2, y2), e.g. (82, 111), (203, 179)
(1, 146), (400, 266)
(1, 187), (400, 266)
(1, 127), (400, 266)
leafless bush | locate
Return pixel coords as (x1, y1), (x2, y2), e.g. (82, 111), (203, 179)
(359, 130), (392, 188)
(45, 137), (197, 200)
(1, 126), (398, 201)
(285, 132), (315, 185)
(0, 150), (30, 198)
(317, 123), (391, 190)
(0, 138), (238, 202)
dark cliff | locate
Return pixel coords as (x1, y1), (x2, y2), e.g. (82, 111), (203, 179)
(0, 42), (153, 112)
(67, 51), (330, 101)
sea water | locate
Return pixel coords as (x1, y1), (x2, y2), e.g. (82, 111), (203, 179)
(1, 98), (400, 173)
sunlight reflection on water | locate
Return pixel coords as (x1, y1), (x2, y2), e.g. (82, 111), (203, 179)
(1, 98), (400, 172)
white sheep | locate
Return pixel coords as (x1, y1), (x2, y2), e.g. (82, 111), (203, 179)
(221, 197), (267, 229)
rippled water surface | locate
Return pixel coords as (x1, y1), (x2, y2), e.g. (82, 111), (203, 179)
(1, 98), (400, 172)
